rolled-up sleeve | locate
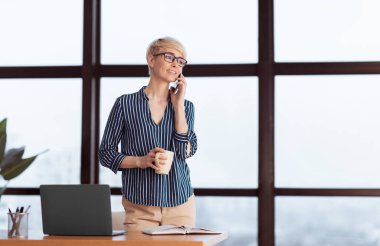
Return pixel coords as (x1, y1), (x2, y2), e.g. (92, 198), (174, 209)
(99, 97), (126, 173)
(174, 101), (198, 160)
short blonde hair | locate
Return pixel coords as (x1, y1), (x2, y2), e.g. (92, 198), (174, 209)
(146, 37), (187, 61)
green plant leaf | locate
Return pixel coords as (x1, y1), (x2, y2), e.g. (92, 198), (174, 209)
(0, 155), (37, 180)
(0, 147), (25, 170)
(0, 118), (6, 161)
(0, 134), (5, 162)
(0, 118), (6, 134)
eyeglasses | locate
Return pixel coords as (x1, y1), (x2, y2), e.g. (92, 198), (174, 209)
(153, 52), (188, 67)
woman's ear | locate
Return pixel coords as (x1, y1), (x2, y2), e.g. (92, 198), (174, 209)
(147, 55), (155, 68)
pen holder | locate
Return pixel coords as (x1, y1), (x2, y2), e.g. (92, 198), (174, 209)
(7, 212), (29, 238)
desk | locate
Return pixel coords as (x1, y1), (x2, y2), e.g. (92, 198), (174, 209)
(0, 230), (228, 246)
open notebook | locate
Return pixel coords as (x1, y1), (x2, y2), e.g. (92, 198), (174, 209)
(143, 225), (222, 235)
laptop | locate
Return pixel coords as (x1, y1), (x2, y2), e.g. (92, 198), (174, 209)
(40, 184), (127, 236)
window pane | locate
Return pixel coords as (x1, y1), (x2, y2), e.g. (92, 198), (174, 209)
(0, 196), (42, 230)
(197, 197), (257, 246)
(275, 75), (380, 188)
(275, 0), (380, 62)
(0, 0), (83, 66)
(102, 0), (258, 64)
(111, 195), (126, 212)
(109, 196), (258, 246)
(0, 79), (82, 186)
(276, 197), (380, 246)
(100, 77), (258, 188)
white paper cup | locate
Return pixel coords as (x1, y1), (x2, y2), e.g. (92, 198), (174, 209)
(155, 150), (174, 175)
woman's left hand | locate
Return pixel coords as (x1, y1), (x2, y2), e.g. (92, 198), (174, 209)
(170, 74), (186, 106)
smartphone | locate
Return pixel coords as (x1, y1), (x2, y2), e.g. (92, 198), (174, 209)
(169, 74), (181, 94)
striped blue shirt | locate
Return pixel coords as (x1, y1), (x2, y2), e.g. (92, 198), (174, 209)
(99, 86), (197, 207)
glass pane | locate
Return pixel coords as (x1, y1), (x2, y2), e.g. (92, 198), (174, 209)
(197, 197), (257, 246)
(110, 195), (126, 212)
(102, 0), (258, 64)
(275, 75), (380, 188)
(0, 79), (82, 186)
(275, 0), (380, 62)
(99, 77), (258, 188)
(0, 0), (83, 66)
(109, 196), (257, 246)
(0, 196), (42, 230)
(276, 197), (380, 246)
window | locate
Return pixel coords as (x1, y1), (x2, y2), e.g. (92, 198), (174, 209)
(276, 197), (380, 245)
(101, 0), (258, 64)
(275, 0), (380, 62)
(2, 1), (379, 245)
(197, 197), (257, 246)
(99, 77), (259, 188)
(275, 75), (380, 188)
(0, 79), (82, 187)
(0, 196), (42, 230)
(0, 0), (83, 66)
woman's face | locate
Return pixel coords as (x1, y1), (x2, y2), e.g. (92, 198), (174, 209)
(149, 47), (185, 83)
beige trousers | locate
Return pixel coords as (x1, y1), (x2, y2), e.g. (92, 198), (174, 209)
(122, 194), (196, 231)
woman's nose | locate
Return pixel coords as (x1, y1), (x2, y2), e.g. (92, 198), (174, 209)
(171, 59), (179, 67)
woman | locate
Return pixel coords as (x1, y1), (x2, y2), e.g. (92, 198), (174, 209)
(99, 37), (198, 231)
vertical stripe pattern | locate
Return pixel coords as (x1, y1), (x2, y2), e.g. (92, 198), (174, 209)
(99, 86), (197, 207)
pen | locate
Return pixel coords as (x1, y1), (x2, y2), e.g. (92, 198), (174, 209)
(15, 206), (25, 236)
(8, 208), (18, 236)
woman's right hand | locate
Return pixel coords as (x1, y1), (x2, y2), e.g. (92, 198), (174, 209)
(137, 147), (165, 170)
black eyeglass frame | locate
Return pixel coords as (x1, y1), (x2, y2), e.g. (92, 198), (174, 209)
(153, 52), (188, 67)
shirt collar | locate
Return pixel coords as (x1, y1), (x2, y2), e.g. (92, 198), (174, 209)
(139, 86), (172, 104)
(139, 86), (149, 101)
